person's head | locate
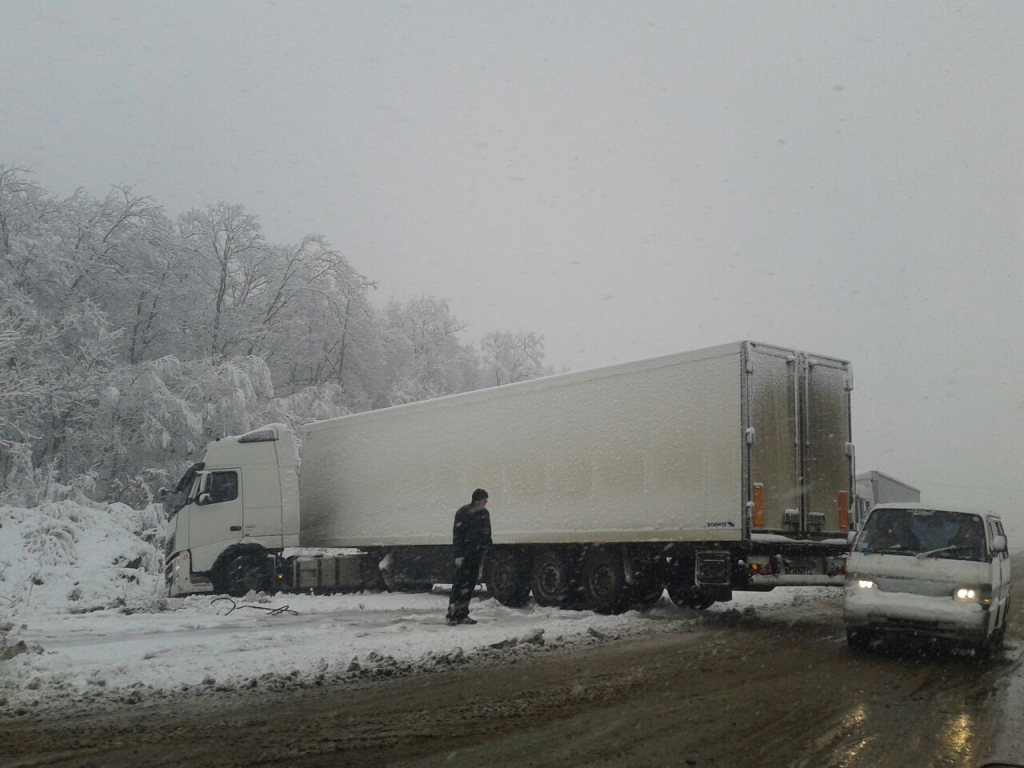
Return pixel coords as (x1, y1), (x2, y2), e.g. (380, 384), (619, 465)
(954, 521), (980, 544)
(471, 488), (488, 507)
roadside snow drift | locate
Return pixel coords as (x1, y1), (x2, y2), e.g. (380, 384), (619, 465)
(0, 501), (839, 720)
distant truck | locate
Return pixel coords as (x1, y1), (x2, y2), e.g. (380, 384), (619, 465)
(854, 471), (921, 530)
(163, 341), (855, 613)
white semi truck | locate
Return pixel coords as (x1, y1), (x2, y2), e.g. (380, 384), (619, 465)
(163, 341), (855, 613)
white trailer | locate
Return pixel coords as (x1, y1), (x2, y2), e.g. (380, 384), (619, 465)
(854, 471), (921, 530)
(164, 341), (854, 613)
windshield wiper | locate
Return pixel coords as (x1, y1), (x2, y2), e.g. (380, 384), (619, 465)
(867, 547), (917, 555)
(916, 545), (968, 560)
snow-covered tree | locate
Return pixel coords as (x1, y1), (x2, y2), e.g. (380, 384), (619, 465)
(0, 166), (547, 503)
(377, 296), (482, 405)
(480, 330), (546, 386)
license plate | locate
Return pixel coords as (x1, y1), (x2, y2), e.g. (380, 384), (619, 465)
(786, 560), (816, 575)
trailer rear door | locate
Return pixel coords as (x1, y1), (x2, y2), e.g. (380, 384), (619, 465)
(746, 344), (802, 533)
(802, 356), (853, 535)
(745, 343), (853, 536)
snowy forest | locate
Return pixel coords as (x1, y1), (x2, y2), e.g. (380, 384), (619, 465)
(0, 165), (547, 508)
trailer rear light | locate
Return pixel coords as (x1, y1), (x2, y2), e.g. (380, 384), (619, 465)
(752, 483), (765, 528)
(749, 562), (761, 573)
(838, 491), (849, 532)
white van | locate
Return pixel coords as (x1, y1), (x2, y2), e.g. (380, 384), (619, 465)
(844, 503), (1011, 657)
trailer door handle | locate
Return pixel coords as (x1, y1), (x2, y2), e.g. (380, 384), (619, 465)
(230, 525), (241, 531)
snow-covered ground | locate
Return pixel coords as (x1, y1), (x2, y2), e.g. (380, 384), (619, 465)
(0, 500), (838, 720)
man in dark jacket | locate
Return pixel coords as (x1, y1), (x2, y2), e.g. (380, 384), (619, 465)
(446, 488), (493, 625)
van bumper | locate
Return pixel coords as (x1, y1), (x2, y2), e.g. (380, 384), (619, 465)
(844, 584), (989, 644)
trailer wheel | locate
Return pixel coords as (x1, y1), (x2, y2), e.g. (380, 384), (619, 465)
(530, 549), (573, 607)
(581, 548), (628, 614)
(487, 549), (531, 607)
(667, 584), (715, 611)
(225, 554), (270, 597)
(629, 580), (664, 611)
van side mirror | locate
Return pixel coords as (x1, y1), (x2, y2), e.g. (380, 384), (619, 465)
(992, 534), (1008, 553)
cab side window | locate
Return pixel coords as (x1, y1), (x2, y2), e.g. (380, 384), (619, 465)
(207, 471), (239, 504)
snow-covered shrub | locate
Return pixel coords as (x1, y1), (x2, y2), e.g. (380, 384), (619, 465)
(0, 501), (164, 613)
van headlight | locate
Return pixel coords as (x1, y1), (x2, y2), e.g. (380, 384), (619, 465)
(953, 586), (992, 607)
(845, 574), (875, 590)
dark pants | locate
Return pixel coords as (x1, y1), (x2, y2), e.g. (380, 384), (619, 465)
(447, 551), (482, 620)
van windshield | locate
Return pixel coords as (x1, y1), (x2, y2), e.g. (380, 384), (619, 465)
(856, 508), (987, 561)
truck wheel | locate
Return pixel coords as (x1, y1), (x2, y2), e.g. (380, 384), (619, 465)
(226, 554), (270, 597)
(667, 584), (715, 610)
(530, 549), (573, 607)
(581, 548), (628, 614)
(487, 549), (531, 607)
(629, 580), (664, 610)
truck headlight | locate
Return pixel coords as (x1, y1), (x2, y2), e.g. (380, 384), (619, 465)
(857, 579), (875, 590)
(954, 588), (976, 601)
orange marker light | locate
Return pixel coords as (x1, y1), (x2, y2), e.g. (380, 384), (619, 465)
(838, 490), (850, 532)
(753, 483), (765, 528)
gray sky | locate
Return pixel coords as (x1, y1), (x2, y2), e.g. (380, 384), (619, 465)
(3, 1), (1023, 527)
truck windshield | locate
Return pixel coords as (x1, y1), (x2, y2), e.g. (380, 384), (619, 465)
(164, 461), (204, 519)
(856, 508), (987, 561)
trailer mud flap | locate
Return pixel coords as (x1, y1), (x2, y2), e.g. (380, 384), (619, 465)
(695, 550), (731, 587)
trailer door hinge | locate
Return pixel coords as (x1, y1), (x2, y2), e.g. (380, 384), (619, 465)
(745, 427), (756, 445)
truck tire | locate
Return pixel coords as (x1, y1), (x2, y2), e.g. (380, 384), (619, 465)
(629, 580), (664, 611)
(581, 548), (628, 614)
(487, 548), (531, 607)
(530, 549), (573, 607)
(225, 554), (270, 597)
(667, 584), (715, 611)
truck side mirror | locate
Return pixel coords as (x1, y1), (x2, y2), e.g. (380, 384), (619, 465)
(156, 487), (168, 500)
(198, 492), (212, 506)
(992, 534), (1008, 553)
(847, 530), (857, 547)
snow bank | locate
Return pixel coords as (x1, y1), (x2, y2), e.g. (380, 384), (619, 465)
(0, 500), (840, 721)
(0, 501), (164, 613)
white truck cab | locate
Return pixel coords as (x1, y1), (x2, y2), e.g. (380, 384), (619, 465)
(844, 503), (1010, 657)
(163, 425), (300, 596)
